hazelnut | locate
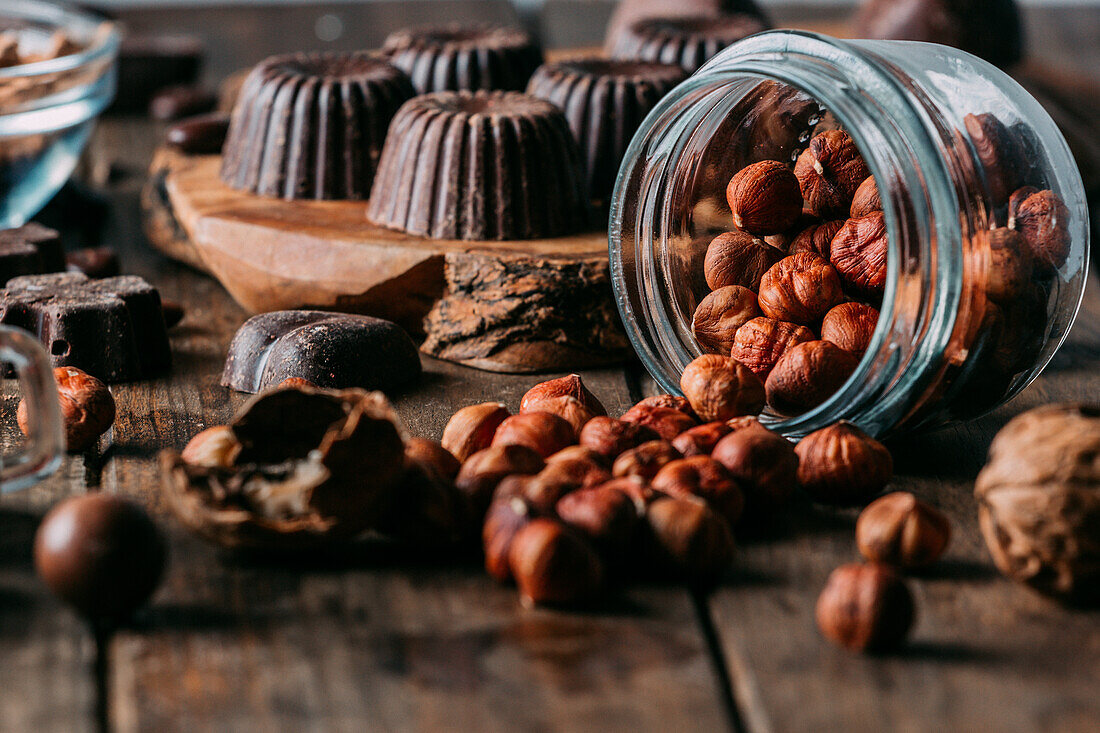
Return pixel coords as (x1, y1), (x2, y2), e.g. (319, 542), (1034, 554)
(794, 130), (871, 217)
(711, 424), (799, 516)
(820, 302), (879, 354)
(611, 440), (682, 481)
(703, 230), (783, 290)
(645, 496), (735, 587)
(483, 495), (536, 582)
(619, 405), (698, 441)
(758, 253), (845, 325)
(815, 563), (915, 652)
(597, 475), (654, 513)
(671, 422), (732, 457)
(829, 212), (888, 297)
(579, 416), (660, 459)
(180, 426), (240, 468)
(546, 445), (608, 467)
(857, 492), (951, 569)
(730, 317), (815, 378)
(765, 340), (860, 415)
(692, 285), (762, 354)
(556, 485), (640, 559)
(1007, 185), (1038, 225)
(455, 444), (544, 516)
(795, 421), (893, 505)
(651, 456), (744, 526)
(963, 112), (1022, 205)
(625, 395), (698, 420)
(1009, 189), (1071, 271)
(726, 160), (803, 235)
(849, 176), (881, 218)
(404, 438), (461, 483)
(442, 402), (511, 462)
(520, 395), (597, 437)
(979, 227), (1032, 303)
(508, 519), (603, 606)
(679, 354), (766, 424)
(18, 366), (115, 453)
(491, 411), (576, 458)
(277, 377), (316, 390)
(521, 374), (606, 416)
(498, 454), (612, 514)
(789, 220), (845, 259)
(725, 415), (766, 432)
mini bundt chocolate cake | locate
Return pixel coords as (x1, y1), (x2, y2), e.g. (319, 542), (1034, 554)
(220, 52), (416, 200)
(367, 91), (590, 241)
(610, 14), (769, 73)
(381, 24), (543, 94)
(527, 57), (687, 203)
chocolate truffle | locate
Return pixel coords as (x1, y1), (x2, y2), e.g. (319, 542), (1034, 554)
(221, 310), (422, 394)
(367, 91), (590, 241)
(0, 272), (172, 382)
(381, 24), (543, 94)
(527, 57), (687, 202)
(0, 223), (64, 284)
(610, 14), (769, 73)
(220, 51), (416, 200)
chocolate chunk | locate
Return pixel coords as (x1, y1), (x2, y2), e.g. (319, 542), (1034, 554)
(165, 113), (230, 155)
(0, 224), (65, 284)
(0, 272), (172, 382)
(221, 311), (422, 394)
(65, 247), (119, 279)
(149, 85), (218, 122)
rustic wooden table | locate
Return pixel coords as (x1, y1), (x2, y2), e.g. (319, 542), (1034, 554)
(2, 3), (1099, 732)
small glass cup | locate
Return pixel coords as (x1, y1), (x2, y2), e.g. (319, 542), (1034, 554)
(1, 325), (63, 492)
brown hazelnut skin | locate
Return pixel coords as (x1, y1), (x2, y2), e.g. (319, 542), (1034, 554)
(711, 424), (799, 517)
(546, 445), (609, 468)
(497, 455), (612, 515)
(821, 302), (879, 354)
(815, 563), (915, 652)
(1010, 189), (1071, 271)
(857, 492), (951, 569)
(491, 411), (577, 458)
(980, 227), (1032, 303)
(645, 496), (735, 587)
(730, 317), (815, 379)
(556, 485), (641, 560)
(404, 438), (461, 482)
(765, 340), (860, 416)
(455, 444), (545, 516)
(758, 253), (845, 325)
(625, 395), (698, 421)
(703, 230), (783, 290)
(963, 112), (1023, 205)
(794, 130), (871, 218)
(483, 495), (537, 582)
(795, 422), (893, 505)
(19, 366), (115, 453)
(520, 395), (598, 437)
(180, 425), (240, 468)
(579, 416), (660, 459)
(442, 402), (511, 462)
(849, 176), (881, 218)
(692, 285), (762, 354)
(651, 456), (744, 526)
(671, 422), (732, 457)
(508, 519), (603, 606)
(521, 374), (607, 417)
(611, 440), (682, 481)
(680, 355), (766, 423)
(789, 220), (845, 259)
(619, 405), (698, 441)
(726, 160), (804, 235)
(830, 212), (889, 297)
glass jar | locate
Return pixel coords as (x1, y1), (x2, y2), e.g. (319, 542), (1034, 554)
(609, 30), (1089, 438)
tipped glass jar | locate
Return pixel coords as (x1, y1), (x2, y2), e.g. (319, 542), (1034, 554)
(609, 31), (1089, 438)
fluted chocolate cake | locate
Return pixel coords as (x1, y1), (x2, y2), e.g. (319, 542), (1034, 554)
(220, 51), (416, 200)
(381, 24), (543, 94)
(610, 14), (769, 73)
(367, 91), (590, 241)
(527, 57), (687, 203)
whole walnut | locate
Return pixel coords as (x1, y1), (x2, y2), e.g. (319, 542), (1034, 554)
(974, 404), (1100, 602)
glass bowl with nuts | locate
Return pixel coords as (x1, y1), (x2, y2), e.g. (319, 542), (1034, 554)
(609, 30), (1088, 438)
(0, 1), (119, 228)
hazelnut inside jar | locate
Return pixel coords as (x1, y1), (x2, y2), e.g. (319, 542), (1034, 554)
(609, 31), (1088, 438)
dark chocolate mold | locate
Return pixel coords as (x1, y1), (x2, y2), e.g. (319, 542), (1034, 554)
(0, 272), (172, 382)
(0, 223), (65, 285)
(367, 91), (590, 241)
(221, 310), (422, 394)
(220, 52), (416, 201)
(381, 24), (543, 94)
(526, 57), (687, 203)
(610, 14), (769, 72)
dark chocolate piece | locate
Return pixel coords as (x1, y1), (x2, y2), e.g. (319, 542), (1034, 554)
(220, 52), (416, 201)
(0, 272), (172, 382)
(604, 0), (770, 53)
(527, 58), (687, 203)
(165, 113), (230, 155)
(367, 91), (590, 241)
(381, 24), (544, 94)
(149, 85), (218, 122)
(221, 310), (422, 394)
(0, 224), (65, 284)
(610, 14), (770, 72)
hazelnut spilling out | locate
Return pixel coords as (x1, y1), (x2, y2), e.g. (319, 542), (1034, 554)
(857, 492), (950, 569)
(816, 562), (915, 652)
(796, 421), (893, 505)
(18, 366), (115, 453)
(680, 354), (766, 423)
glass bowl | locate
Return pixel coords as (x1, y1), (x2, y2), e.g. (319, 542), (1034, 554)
(0, 0), (119, 229)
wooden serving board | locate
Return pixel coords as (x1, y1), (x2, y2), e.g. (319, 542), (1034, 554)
(142, 149), (628, 373)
